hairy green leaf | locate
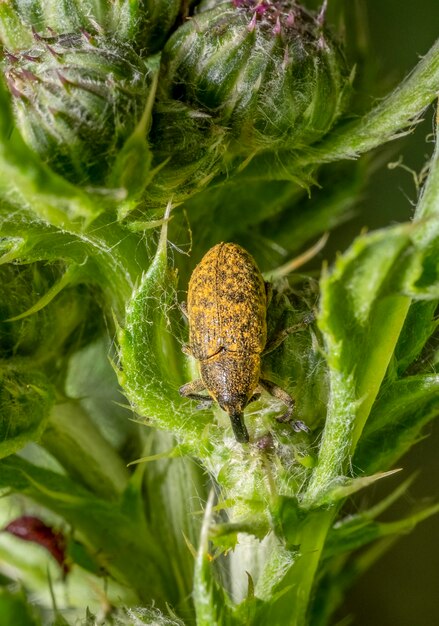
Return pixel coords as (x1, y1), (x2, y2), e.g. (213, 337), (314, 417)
(0, 369), (54, 459)
(194, 493), (236, 626)
(324, 501), (439, 559)
(0, 588), (41, 626)
(355, 374), (439, 473)
(118, 210), (212, 446)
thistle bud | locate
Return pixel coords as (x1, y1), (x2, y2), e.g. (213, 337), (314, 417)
(122, 0), (193, 53)
(3, 0), (195, 54)
(2, 30), (153, 186)
(160, 0), (350, 154)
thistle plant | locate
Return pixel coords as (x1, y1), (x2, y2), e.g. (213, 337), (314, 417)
(0, 1), (438, 625)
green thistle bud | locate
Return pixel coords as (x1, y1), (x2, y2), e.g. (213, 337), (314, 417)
(160, 0), (350, 154)
(2, 0), (194, 54)
(124, 0), (192, 53)
(2, 30), (153, 186)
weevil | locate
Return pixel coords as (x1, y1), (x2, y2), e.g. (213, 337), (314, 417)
(179, 242), (310, 443)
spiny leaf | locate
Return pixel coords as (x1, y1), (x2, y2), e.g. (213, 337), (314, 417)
(305, 224), (414, 504)
(355, 374), (439, 474)
(0, 369), (54, 459)
(193, 492), (236, 626)
(0, 77), (98, 226)
(110, 69), (158, 211)
(117, 206), (212, 447)
(324, 501), (439, 559)
(318, 469), (402, 505)
(393, 300), (438, 375)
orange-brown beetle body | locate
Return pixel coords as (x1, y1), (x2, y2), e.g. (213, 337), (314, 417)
(180, 243), (304, 442)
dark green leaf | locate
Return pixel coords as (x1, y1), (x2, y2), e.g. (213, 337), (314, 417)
(393, 300), (438, 375)
(324, 501), (439, 559)
(355, 374), (439, 473)
(0, 588), (41, 626)
(0, 369), (54, 459)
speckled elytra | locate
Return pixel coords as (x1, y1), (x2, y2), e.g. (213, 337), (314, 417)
(179, 242), (309, 443)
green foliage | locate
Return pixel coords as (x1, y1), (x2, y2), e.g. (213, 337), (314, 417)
(160, 1), (349, 154)
(4, 33), (153, 187)
(118, 210), (203, 441)
(0, 1), (438, 625)
(0, 588), (42, 625)
(0, 368), (54, 459)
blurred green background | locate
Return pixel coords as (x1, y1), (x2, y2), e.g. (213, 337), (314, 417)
(323, 1), (439, 624)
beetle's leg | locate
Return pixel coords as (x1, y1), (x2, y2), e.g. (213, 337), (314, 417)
(191, 395), (214, 410)
(179, 379), (205, 395)
(248, 392), (261, 404)
(182, 343), (194, 356)
(259, 378), (309, 433)
(195, 398), (214, 410)
(259, 379), (295, 419)
(179, 380), (213, 410)
(262, 311), (315, 356)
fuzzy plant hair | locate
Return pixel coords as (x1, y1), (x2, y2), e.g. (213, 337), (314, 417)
(0, 1), (438, 625)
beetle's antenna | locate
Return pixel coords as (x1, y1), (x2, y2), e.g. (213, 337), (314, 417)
(229, 411), (249, 443)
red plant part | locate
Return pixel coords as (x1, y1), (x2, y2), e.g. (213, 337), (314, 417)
(4, 515), (70, 576)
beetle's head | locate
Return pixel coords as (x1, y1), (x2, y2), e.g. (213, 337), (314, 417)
(200, 353), (259, 443)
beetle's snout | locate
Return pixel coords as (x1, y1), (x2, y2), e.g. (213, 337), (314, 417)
(228, 411), (249, 443)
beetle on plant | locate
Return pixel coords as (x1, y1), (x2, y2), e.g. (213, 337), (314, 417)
(180, 242), (310, 443)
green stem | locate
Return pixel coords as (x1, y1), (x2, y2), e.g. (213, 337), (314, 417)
(261, 510), (337, 626)
(289, 511), (335, 626)
(413, 111), (439, 227)
(302, 38), (439, 164)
